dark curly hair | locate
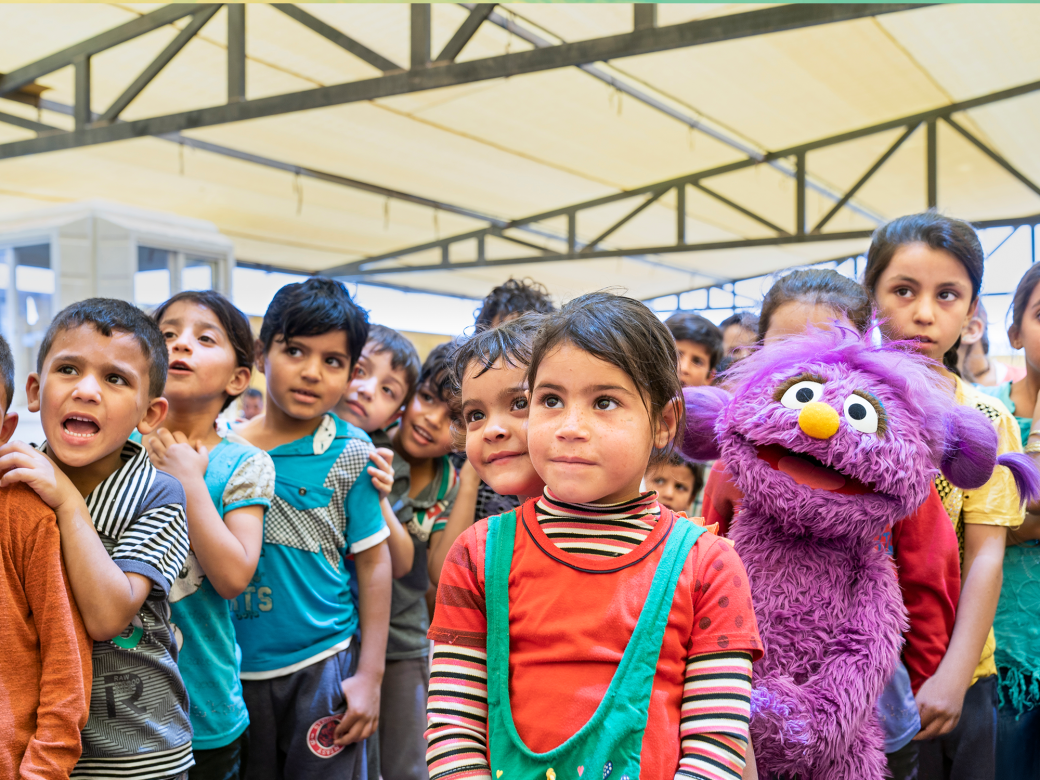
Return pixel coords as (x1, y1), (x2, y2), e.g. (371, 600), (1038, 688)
(474, 278), (555, 331)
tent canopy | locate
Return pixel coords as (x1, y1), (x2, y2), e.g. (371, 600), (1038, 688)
(2, 2), (1040, 303)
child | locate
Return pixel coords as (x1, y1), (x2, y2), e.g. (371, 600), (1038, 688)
(0, 299), (193, 778)
(700, 268), (961, 779)
(451, 313), (546, 502)
(719, 311), (759, 358)
(974, 263), (1040, 777)
(232, 278), (392, 780)
(473, 277), (555, 332)
(645, 452), (704, 516)
(335, 324), (446, 780)
(0, 331), (94, 780)
(865, 212), (1025, 780)
(959, 302), (1025, 387)
(241, 388), (264, 420)
(427, 292), (762, 779)
(665, 311), (723, 387)
(142, 291), (275, 780)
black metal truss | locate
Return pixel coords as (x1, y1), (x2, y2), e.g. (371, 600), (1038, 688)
(322, 79), (1040, 278)
(0, 2), (926, 160)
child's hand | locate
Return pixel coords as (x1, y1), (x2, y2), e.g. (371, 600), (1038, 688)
(0, 441), (80, 511)
(367, 448), (395, 500)
(913, 670), (967, 739)
(334, 672), (381, 745)
(145, 429), (209, 484)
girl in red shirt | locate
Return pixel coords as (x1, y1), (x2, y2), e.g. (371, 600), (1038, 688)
(426, 293), (762, 780)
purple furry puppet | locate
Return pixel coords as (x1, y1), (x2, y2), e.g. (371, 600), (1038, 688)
(683, 327), (1040, 780)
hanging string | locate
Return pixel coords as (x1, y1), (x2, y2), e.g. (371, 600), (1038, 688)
(433, 208), (440, 240)
(688, 127), (695, 152)
(179, 141), (185, 176)
(384, 197), (391, 230)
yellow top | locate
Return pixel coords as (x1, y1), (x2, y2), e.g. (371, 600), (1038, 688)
(934, 377), (1025, 683)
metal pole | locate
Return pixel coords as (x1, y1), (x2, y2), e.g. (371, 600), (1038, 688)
(411, 5), (431, 69)
(634, 4), (657, 31)
(927, 118), (937, 209)
(74, 55), (90, 130)
(796, 151), (806, 235)
(228, 4), (246, 103)
(676, 184), (686, 244)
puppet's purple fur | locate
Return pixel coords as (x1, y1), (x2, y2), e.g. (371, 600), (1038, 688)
(997, 452), (1040, 505)
(686, 327), (1018, 779)
(682, 385), (729, 462)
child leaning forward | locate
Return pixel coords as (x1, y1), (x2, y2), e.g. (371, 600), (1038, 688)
(427, 294), (762, 780)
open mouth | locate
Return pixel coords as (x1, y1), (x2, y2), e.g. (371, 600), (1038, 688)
(756, 443), (872, 495)
(168, 360), (193, 373)
(62, 414), (100, 439)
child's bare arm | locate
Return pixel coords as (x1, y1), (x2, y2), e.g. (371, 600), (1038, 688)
(915, 523), (1005, 739)
(0, 442), (152, 641)
(335, 540), (392, 746)
(428, 459), (480, 586)
(368, 449), (414, 577)
(145, 430), (263, 598)
(22, 515), (92, 778)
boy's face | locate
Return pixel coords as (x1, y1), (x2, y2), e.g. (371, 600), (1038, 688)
(674, 339), (713, 387)
(646, 461), (696, 513)
(336, 344), (409, 433)
(723, 324), (757, 358)
(28, 324), (167, 469)
(259, 331), (352, 421)
(461, 358), (543, 498)
(242, 394), (263, 419)
(396, 380), (456, 461)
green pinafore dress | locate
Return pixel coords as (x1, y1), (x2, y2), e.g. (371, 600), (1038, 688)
(484, 509), (706, 780)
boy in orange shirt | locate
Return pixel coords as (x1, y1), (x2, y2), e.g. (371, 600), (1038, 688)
(0, 332), (93, 780)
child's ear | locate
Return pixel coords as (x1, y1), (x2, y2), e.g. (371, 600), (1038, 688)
(25, 373), (41, 413)
(254, 339), (267, 374)
(1009, 324), (1024, 351)
(0, 410), (19, 445)
(225, 367), (252, 400)
(137, 396), (169, 436)
(654, 397), (680, 450)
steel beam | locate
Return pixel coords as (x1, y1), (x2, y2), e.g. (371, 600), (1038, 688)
(812, 123), (919, 233)
(74, 56), (90, 131)
(99, 5), (221, 124)
(634, 4), (657, 31)
(0, 111), (55, 134)
(0, 4), (202, 98)
(926, 119), (937, 208)
(228, 5), (246, 103)
(944, 116), (1040, 200)
(795, 151), (806, 235)
(0, 3), (927, 160)
(582, 189), (667, 252)
(437, 4), (496, 63)
(693, 182), (790, 236)
(272, 5), (401, 73)
(411, 5), (431, 69)
(676, 184), (686, 244)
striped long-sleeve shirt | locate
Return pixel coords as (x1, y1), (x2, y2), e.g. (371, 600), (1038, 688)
(426, 491), (755, 780)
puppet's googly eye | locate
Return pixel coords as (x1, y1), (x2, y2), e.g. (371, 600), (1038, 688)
(844, 394), (879, 434)
(780, 380), (825, 410)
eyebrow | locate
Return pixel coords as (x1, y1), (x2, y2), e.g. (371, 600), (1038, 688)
(460, 398), (485, 414)
(161, 316), (223, 333)
(50, 352), (140, 379)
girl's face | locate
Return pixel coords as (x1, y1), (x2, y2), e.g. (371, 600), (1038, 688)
(461, 358), (543, 498)
(159, 301), (251, 407)
(873, 242), (977, 363)
(1010, 282), (1040, 374)
(527, 343), (676, 505)
(763, 301), (854, 345)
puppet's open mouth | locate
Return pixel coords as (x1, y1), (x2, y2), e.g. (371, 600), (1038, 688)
(756, 444), (873, 496)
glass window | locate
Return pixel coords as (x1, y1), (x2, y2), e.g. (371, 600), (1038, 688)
(11, 243), (53, 407)
(182, 256), (217, 292)
(135, 247), (172, 309)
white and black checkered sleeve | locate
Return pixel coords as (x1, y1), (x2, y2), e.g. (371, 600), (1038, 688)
(110, 503), (190, 596)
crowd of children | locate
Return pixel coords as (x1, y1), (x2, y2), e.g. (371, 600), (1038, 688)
(2, 209), (1039, 780)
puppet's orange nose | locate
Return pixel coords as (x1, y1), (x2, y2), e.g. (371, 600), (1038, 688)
(798, 401), (840, 439)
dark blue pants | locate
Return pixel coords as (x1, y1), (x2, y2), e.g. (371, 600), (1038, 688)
(918, 676), (997, 780)
(190, 730), (249, 780)
(997, 703), (1040, 779)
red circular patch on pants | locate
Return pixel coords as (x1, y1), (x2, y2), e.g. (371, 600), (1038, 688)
(307, 715), (344, 758)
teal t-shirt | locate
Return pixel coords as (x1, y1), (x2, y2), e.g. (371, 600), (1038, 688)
(132, 430), (275, 749)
